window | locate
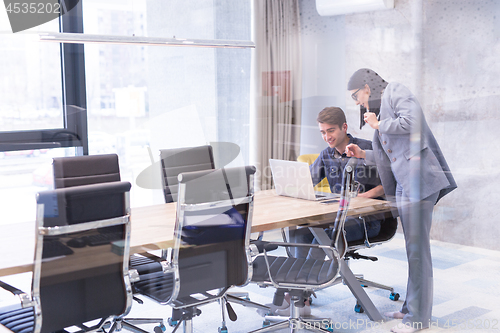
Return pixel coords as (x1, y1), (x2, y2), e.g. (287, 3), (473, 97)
(0, 0), (252, 223)
(0, 6), (85, 225)
(0, 11), (62, 132)
(82, 0), (251, 206)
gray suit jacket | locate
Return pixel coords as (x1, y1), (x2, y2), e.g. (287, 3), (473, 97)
(364, 82), (457, 203)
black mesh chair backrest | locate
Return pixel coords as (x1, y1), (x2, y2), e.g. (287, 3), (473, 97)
(170, 166), (255, 305)
(370, 215), (397, 242)
(160, 146), (215, 203)
(346, 213), (398, 248)
(34, 181), (132, 333)
(53, 154), (120, 189)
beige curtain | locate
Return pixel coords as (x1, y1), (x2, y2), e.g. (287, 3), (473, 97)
(250, 0), (302, 191)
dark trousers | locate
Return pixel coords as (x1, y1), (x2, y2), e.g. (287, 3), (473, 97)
(396, 183), (439, 329)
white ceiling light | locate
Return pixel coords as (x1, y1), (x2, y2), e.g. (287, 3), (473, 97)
(316, 0), (394, 16)
(39, 32), (255, 49)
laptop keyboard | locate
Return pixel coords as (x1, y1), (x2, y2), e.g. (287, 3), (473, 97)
(84, 232), (123, 246)
(42, 239), (74, 259)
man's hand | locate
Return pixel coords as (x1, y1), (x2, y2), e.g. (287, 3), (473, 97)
(364, 111), (379, 129)
(345, 144), (365, 159)
(358, 185), (384, 199)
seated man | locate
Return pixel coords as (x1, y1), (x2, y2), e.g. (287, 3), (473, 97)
(292, 106), (385, 259)
(259, 107), (387, 317)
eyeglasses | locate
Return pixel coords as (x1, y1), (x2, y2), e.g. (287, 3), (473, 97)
(351, 87), (362, 101)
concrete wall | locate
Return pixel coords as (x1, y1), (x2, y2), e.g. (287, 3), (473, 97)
(298, 0), (500, 250)
(299, 3), (348, 155)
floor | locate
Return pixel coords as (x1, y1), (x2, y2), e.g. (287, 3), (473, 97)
(1, 231), (500, 333)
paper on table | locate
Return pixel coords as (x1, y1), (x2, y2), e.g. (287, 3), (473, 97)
(184, 213), (234, 226)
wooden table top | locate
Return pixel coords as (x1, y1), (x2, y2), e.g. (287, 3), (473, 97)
(0, 190), (393, 277)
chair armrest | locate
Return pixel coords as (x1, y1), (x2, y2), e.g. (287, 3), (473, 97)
(248, 243), (260, 258)
(250, 239), (278, 253)
(250, 231), (279, 253)
(0, 281), (23, 296)
(0, 281), (33, 311)
(130, 254), (176, 281)
(263, 241), (338, 255)
(128, 269), (140, 283)
(159, 260), (175, 274)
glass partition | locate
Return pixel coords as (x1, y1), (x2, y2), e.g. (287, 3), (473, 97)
(82, 0), (251, 206)
(0, 11), (63, 132)
(297, 0), (500, 251)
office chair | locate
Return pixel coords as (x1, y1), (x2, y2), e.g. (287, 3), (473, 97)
(53, 154), (121, 188)
(246, 161), (366, 333)
(132, 166), (256, 333)
(296, 153), (400, 310)
(52, 154), (166, 332)
(157, 145), (270, 292)
(158, 145), (243, 328)
(158, 145), (272, 247)
(159, 145), (215, 203)
(0, 181), (140, 333)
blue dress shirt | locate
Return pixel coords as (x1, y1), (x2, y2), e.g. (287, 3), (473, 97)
(309, 134), (382, 196)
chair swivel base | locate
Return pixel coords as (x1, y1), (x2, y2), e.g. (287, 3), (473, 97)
(108, 318), (166, 333)
(353, 275), (400, 301)
(249, 302), (333, 333)
(355, 274), (393, 291)
(347, 256), (399, 301)
(225, 294), (271, 312)
(168, 307), (202, 333)
(226, 291), (250, 300)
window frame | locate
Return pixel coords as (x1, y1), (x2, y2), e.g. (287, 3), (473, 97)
(0, 1), (88, 155)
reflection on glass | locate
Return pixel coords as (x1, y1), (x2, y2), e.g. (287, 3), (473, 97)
(34, 181), (131, 331)
(0, 15), (63, 132)
(39, 224), (127, 330)
(181, 206), (246, 246)
(83, 0), (251, 208)
(0, 147), (77, 227)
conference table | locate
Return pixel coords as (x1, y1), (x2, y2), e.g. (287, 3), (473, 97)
(0, 189), (394, 321)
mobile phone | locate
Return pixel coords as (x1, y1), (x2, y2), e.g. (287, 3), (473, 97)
(319, 199), (339, 204)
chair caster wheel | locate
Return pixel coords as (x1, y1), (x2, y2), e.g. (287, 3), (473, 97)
(167, 318), (178, 327)
(262, 320), (271, 327)
(354, 303), (364, 313)
(390, 292), (400, 301)
(154, 323), (166, 333)
(321, 321), (334, 332)
(308, 296), (313, 305)
(219, 326), (228, 333)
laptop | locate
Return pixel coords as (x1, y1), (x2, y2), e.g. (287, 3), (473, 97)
(269, 159), (339, 201)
